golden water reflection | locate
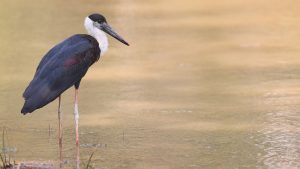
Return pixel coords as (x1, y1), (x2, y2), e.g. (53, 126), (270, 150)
(0, 0), (299, 168)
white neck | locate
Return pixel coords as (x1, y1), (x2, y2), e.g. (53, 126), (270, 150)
(84, 17), (108, 55)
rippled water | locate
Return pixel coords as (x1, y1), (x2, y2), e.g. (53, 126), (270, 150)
(0, 0), (300, 168)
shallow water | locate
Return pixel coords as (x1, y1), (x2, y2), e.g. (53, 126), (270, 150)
(0, 0), (300, 168)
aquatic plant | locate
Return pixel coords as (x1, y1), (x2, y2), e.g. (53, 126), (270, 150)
(0, 128), (13, 169)
(81, 152), (95, 169)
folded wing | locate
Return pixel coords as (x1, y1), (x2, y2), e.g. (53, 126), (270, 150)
(22, 34), (100, 114)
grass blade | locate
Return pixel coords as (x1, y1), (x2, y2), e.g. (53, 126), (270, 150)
(86, 152), (94, 169)
(2, 127), (6, 168)
(0, 152), (5, 169)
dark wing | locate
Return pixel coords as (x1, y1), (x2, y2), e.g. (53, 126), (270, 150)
(21, 34), (100, 114)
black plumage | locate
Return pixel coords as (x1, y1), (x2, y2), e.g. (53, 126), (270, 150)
(21, 34), (100, 114)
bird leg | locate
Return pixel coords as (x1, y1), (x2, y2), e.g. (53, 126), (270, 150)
(58, 95), (63, 168)
(74, 89), (80, 169)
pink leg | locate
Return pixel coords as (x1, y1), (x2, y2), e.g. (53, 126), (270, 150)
(74, 89), (80, 169)
(58, 95), (63, 168)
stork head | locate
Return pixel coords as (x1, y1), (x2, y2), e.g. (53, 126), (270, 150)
(84, 13), (129, 47)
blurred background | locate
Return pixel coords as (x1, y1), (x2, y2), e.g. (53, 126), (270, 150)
(0, 0), (300, 168)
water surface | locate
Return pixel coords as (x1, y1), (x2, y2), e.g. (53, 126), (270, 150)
(0, 0), (299, 168)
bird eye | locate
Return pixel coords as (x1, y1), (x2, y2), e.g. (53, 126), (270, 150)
(93, 22), (101, 27)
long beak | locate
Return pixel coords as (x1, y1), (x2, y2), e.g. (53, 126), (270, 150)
(99, 22), (129, 46)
